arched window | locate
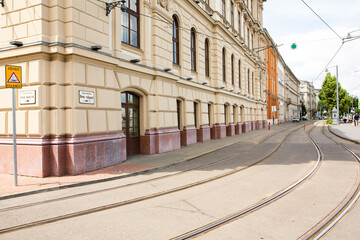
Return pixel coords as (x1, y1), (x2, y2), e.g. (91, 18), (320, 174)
(238, 59), (241, 88)
(121, 0), (139, 48)
(231, 54), (234, 85)
(205, 38), (210, 77)
(172, 16), (180, 65)
(190, 28), (196, 71)
(222, 48), (226, 82)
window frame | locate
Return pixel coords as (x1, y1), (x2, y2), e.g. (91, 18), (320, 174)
(238, 59), (241, 89)
(205, 38), (210, 77)
(190, 28), (196, 72)
(222, 0), (226, 18)
(231, 54), (234, 85)
(222, 48), (226, 83)
(121, 0), (140, 48)
(172, 16), (180, 65)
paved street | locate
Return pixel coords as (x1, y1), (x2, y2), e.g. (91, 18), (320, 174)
(1, 121), (360, 239)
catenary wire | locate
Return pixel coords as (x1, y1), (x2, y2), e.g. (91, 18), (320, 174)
(311, 42), (344, 83)
(301, 0), (343, 40)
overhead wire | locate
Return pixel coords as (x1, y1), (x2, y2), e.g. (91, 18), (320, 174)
(301, 0), (343, 41)
(311, 42), (344, 83)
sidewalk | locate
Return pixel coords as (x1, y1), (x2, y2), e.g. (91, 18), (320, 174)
(329, 122), (360, 144)
(0, 123), (291, 199)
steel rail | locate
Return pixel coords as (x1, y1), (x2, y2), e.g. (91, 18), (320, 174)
(172, 122), (323, 240)
(0, 123), (310, 234)
(0, 123), (304, 213)
(300, 125), (360, 240)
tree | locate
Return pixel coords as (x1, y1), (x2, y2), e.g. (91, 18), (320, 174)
(318, 73), (351, 115)
(317, 100), (328, 115)
(301, 101), (307, 117)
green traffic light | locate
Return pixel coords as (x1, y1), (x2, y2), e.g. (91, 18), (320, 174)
(291, 43), (297, 49)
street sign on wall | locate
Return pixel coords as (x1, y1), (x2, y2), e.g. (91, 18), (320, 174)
(5, 65), (22, 88)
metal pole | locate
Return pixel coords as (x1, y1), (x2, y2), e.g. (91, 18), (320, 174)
(12, 88), (18, 186)
(336, 66), (339, 125)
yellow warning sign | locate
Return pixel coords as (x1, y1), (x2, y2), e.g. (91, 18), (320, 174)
(5, 65), (22, 88)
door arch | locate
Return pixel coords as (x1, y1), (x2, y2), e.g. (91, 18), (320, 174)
(121, 92), (140, 156)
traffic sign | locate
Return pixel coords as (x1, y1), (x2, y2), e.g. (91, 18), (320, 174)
(5, 65), (22, 88)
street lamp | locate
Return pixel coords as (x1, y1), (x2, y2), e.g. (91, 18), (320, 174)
(344, 29), (360, 43)
(325, 66), (339, 125)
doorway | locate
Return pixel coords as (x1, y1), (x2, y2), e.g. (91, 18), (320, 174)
(121, 92), (140, 155)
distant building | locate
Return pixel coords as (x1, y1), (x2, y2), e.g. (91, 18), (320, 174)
(300, 81), (317, 118)
(284, 67), (301, 121)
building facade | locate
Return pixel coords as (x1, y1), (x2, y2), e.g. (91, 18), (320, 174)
(300, 80), (316, 119)
(263, 30), (278, 124)
(0, 0), (270, 177)
(277, 58), (285, 123)
(284, 66), (300, 121)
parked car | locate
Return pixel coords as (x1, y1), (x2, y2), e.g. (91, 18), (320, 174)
(302, 116), (307, 120)
(292, 117), (300, 122)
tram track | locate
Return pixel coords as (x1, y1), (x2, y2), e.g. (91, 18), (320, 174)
(0, 123), (312, 234)
(171, 121), (323, 240)
(299, 125), (360, 240)
(0, 123), (304, 213)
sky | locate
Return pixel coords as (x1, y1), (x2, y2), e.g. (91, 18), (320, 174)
(263, 0), (360, 98)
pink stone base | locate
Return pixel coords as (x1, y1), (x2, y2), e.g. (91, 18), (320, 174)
(0, 133), (126, 177)
(255, 120), (263, 130)
(181, 126), (197, 146)
(211, 124), (227, 139)
(226, 123), (235, 136)
(235, 123), (242, 135)
(242, 122), (252, 133)
(140, 128), (181, 155)
(263, 120), (268, 129)
(197, 125), (211, 142)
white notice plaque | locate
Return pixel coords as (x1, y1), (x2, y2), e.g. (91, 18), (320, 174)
(79, 90), (95, 104)
(19, 90), (36, 105)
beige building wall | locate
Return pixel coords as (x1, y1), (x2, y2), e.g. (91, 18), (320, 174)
(0, 0), (268, 177)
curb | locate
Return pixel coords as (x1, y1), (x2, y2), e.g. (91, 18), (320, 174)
(328, 125), (360, 145)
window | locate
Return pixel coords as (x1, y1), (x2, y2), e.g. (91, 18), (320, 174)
(238, 11), (241, 34)
(172, 16), (180, 65)
(252, 72), (254, 94)
(248, 69), (250, 93)
(121, 0), (139, 48)
(247, 27), (250, 47)
(251, 32), (254, 50)
(231, 54), (234, 85)
(222, 48), (226, 82)
(205, 38), (210, 77)
(231, 2), (234, 26)
(238, 60), (241, 88)
(190, 28), (196, 71)
(222, 0), (226, 18)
